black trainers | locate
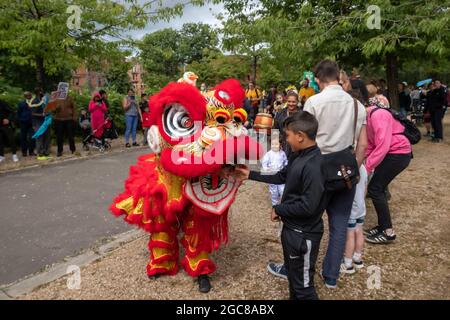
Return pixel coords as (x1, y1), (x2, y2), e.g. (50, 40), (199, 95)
(125, 143), (131, 148)
(365, 230), (396, 244)
(132, 142), (140, 147)
(198, 275), (211, 293)
(363, 226), (380, 237)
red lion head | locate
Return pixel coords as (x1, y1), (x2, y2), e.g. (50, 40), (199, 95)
(145, 79), (264, 215)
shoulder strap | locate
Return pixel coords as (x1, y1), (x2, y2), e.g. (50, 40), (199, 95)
(369, 106), (390, 119)
(352, 98), (358, 148)
(370, 107), (392, 118)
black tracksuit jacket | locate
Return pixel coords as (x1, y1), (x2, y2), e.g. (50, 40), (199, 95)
(249, 145), (326, 234)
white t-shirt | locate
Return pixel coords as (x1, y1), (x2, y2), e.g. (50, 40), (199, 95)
(304, 85), (366, 154)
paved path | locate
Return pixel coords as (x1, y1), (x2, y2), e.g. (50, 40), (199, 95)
(0, 149), (148, 286)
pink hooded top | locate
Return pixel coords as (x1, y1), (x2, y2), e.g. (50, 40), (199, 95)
(89, 92), (107, 138)
(365, 106), (412, 173)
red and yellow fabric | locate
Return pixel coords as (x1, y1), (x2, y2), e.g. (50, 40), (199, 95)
(110, 153), (189, 233)
(110, 154), (229, 278)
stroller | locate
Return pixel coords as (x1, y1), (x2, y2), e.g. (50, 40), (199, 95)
(83, 114), (118, 153)
(410, 97), (425, 126)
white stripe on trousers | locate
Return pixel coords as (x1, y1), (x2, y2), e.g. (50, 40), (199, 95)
(303, 240), (312, 287)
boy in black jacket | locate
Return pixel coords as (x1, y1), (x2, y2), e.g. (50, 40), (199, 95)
(232, 111), (326, 300)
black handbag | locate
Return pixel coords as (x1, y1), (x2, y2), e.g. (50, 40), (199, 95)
(322, 99), (360, 192)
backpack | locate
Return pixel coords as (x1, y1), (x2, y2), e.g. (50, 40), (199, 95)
(370, 107), (421, 145)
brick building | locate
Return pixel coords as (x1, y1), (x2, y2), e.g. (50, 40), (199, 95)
(71, 62), (146, 95)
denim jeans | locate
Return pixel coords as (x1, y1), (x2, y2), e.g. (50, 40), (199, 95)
(125, 115), (138, 144)
(322, 185), (356, 281)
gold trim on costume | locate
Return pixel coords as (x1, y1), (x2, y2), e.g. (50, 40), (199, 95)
(186, 252), (210, 270)
(152, 247), (173, 260)
(148, 260), (176, 271)
(116, 197), (144, 215)
(151, 232), (174, 244)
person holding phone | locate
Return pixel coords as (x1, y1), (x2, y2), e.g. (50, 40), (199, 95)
(123, 88), (142, 147)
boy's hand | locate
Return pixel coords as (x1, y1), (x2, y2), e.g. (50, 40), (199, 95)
(271, 208), (280, 222)
(234, 165), (250, 182)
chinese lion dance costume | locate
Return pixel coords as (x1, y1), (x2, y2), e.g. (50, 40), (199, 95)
(109, 78), (263, 292)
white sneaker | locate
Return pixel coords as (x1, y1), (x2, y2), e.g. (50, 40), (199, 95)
(0, 155), (5, 163)
(339, 263), (356, 274)
(353, 260), (364, 269)
(12, 154), (19, 162)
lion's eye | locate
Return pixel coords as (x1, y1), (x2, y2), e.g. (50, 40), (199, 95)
(163, 104), (197, 139)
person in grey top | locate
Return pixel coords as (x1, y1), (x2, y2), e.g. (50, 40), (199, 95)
(123, 88), (142, 147)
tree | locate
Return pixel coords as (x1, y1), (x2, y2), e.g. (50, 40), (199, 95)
(139, 23), (220, 90)
(0, 0), (198, 89)
(179, 23), (219, 65)
(218, 0), (450, 108)
(103, 59), (132, 95)
(139, 28), (180, 91)
(0, 49), (72, 91)
(221, 12), (269, 85)
(187, 49), (251, 85)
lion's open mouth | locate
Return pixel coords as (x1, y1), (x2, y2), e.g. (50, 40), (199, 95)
(183, 173), (240, 215)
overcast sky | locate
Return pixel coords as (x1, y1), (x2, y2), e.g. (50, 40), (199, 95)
(127, 1), (225, 39)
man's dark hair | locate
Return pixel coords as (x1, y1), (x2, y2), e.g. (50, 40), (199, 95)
(141, 93), (147, 98)
(313, 59), (340, 83)
(99, 89), (107, 95)
(283, 111), (318, 140)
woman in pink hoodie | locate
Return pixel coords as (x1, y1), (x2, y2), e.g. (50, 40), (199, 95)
(364, 96), (412, 244)
(89, 92), (107, 139)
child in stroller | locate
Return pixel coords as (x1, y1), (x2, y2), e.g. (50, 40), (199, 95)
(82, 113), (118, 153)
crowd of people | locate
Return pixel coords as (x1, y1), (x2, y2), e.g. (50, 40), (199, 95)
(0, 63), (448, 300)
(0, 88), (155, 163)
(222, 60), (448, 300)
(240, 72), (448, 145)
